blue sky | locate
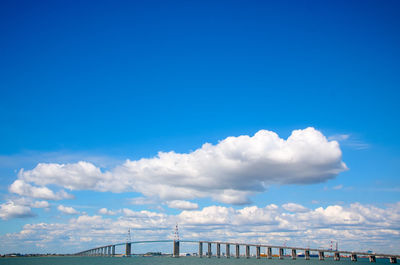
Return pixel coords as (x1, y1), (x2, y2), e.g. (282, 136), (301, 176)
(0, 0), (399, 255)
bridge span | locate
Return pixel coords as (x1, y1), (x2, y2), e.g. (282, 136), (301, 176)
(75, 239), (399, 263)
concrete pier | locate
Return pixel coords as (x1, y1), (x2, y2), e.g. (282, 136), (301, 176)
(390, 257), (397, 264)
(305, 250), (310, 260)
(125, 243), (131, 256)
(226, 244), (230, 258)
(292, 249), (297, 259)
(256, 246), (261, 259)
(279, 248), (284, 259)
(208, 242), (212, 258)
(246, 245), (250, 259)
(351, 254), (358, 262)
(334, 252), (340, 261)
(236, 244), (240, 258)
(369, 256), (376, 262)
(112, 245), (115, 256)
(173, 240), (180, 258)
(217, 243), (221, 258)
(319, 251), (325, 260)
(199, 242), (203, 258)
(267, 247), (272, 259)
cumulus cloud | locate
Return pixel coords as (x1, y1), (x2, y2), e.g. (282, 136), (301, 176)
(0, 200), (34, 220)
(9, 180), (73, 200)
(15, 128), (347, 204)
(166, 200), (198, 210)
(10, 197), (50, 209)
(2, 202), (399, 254)
(57, 205), (79, 215)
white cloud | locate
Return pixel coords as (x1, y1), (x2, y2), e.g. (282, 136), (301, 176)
(328, 134), (350, 141)
(98, 208), (118, 215)
(57, 205), (79, 215)
(15, 128), (347, 204)
(2, 202), (399, 254)
(9, 197), (50, 209)
(0, 200), (34, 220)
(333, 184), (344, 190)
(31, 200), (50, 208)
(282, 203), (309, 213)
(328, 134), (369, 150)
(166, 200), (198, 210)
(128, 197), (159, 205)
(9, 180), (73, 200)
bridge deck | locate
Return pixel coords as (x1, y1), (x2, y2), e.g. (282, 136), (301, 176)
(77, 240), (400, 258)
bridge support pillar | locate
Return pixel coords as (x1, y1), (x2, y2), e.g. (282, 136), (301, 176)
(236, 244), (240, 258)
(292, 249), (297, 259)
(369, 256), (376, 262)
(112, 245), (115, 256)
(334, 252), (340, 261)
(279, 248), (284, 259)
(199, 242), (203, 258)
(208, 242), (212, 258)
(267, 247), (272, 259)
(217, 243), (221, 258)
(173, 240), (180, 258)
(125, 242), (131, 257)
(246, 245), (250, 258)
(226, 244), (230, 258)
(256, 246), (260, 259)
(351, 254), (357, 262)
(319, 251), (325, 260)
(305, 250), (310, 260)
(390, 257), (397, 264)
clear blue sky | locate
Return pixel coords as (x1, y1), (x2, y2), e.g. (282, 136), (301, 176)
(0, 0), (399, 254)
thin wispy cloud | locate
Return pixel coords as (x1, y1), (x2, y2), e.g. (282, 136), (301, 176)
(328, 134), (370, 150)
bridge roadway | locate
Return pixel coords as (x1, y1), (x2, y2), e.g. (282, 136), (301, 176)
(75, 239), (399, 263)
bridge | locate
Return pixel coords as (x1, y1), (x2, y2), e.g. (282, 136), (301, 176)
(75, 239), (400, 263)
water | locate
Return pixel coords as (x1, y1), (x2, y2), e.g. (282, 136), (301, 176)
(0, 256), (393, 265)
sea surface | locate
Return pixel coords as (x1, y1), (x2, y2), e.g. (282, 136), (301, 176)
(0, 256), (392, 265)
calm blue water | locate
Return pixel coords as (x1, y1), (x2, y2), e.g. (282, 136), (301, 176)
(0, 257), (392, 265)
